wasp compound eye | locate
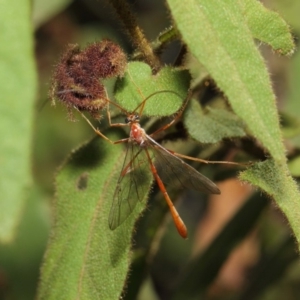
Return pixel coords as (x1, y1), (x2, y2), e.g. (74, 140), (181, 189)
(50, 40), (127, 120)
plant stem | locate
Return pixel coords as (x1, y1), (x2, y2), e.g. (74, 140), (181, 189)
(152, 26), (179, 51)
(108, 0), (161, 72)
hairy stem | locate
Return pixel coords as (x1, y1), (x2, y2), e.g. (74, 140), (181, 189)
(108, 0), (161, 72)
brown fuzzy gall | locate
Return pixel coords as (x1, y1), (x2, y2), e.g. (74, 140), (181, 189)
(82, 39), (127, 79)
(50, 40), (127, 119)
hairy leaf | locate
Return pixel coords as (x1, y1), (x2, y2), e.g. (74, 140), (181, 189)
(166, 0), (291, 162)
(240, 160), (300, 245)
(242, 0), (295, 55)
(185, 99), (246, 143)
(114, 61), (191, 116)
(167, 0), (300, 250)
(38, 131), (153, 299)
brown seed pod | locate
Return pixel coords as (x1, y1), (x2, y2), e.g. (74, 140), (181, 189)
(50, 40), (127, 119)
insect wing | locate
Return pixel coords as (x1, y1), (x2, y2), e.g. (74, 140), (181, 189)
(148, 138), (220, 194)
(108, 143), (152, 230)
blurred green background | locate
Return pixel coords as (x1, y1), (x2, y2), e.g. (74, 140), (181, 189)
(1, 0), (300, 299)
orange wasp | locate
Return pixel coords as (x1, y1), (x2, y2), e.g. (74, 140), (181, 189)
(78, 89), (221, 238)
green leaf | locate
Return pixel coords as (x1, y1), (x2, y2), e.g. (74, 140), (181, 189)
(240, 159), (300, 246)
(38, 130), (153, 300)
(166, 0), (287, 162)
(242, 0), (295, 55)
(166, 0), (300, 250)
(0, 0), (37, 242)
(268, 0), (300, 33)
(184, 99), (246, 143)
(114, 61), (191, 116)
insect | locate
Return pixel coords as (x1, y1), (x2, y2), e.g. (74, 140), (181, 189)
(77, 89), (222, 238)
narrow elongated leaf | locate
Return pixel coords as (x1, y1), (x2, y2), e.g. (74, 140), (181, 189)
(184, 99), (246, 143)
(166, 0), (288, 162)
(0, 0), (37, 242)
(240, 160), (300, 245)
(114, 61), (191, 116)
(38, 130), (153, 299)
(166, 0), (300, 249)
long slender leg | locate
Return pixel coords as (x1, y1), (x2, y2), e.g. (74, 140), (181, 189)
(144, 148), (188, 239)
(166, 150), (250, 166)
(73, 87), (127, 142)
(73, 106), (115, 143)
(114, 138), (130, 145)
(104, 89), (128, 128)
